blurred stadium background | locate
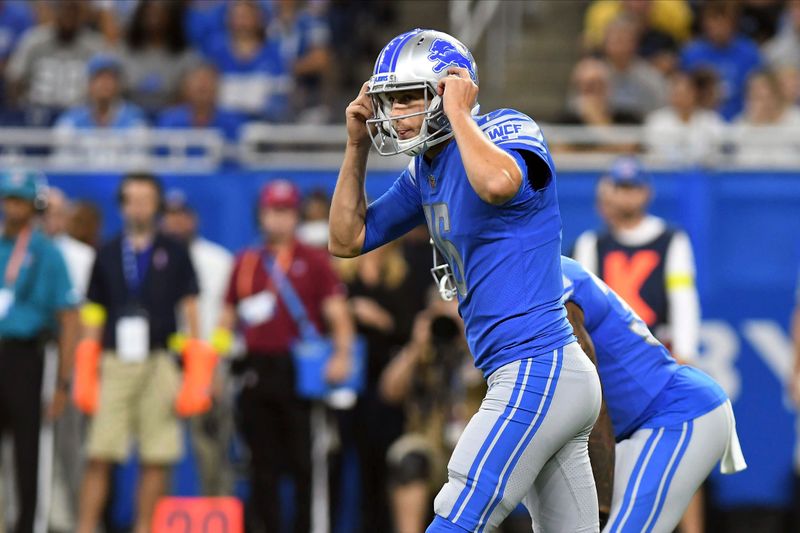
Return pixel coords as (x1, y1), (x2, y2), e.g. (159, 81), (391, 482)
(0, 0), (798, 532)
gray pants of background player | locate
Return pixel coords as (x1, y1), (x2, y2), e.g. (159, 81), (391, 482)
(603, 400), (744, 533)
(430, 342), (602, 533)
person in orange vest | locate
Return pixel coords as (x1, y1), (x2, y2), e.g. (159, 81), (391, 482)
(572, 156), (701, 364)
(571, 156), (704, 532)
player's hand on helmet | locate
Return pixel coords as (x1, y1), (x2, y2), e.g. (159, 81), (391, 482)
(345, 81), (375, 146)
(437, 67), (478, 119)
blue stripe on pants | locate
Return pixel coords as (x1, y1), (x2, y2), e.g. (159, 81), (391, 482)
(611, 423), (693, 533)
(643, 421), (694, 533)
(475, 348), (564, 532)
(450, 349), (561, 530)
(445, 359), (530, 521)
(609, 428), (663, 533)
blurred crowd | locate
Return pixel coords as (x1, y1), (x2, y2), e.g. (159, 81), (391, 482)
(0, 0), (396, 135)
(560, 0), (800, 165)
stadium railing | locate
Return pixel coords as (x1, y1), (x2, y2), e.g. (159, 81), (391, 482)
(1, 124), (799, 172)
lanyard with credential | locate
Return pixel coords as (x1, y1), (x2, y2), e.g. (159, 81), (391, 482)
(121, 238), (152, 299)
(4, 226), (32, 289)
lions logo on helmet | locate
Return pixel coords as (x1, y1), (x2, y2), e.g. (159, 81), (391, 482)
(366, 29), (479, 157)
(427, 39), (476, 80)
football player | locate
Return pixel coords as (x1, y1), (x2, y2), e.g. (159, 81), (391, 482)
(329, 29), (606, 532)
(561, 256), (747, 533)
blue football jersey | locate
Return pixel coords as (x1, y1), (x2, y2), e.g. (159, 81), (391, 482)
(561, 256), (727, 440)
(363, 108), (575, 375)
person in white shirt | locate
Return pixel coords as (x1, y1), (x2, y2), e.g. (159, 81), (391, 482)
(160, 189), (233, 495)
(644, 70), (726, 166)
(571, 157), (701, 364)
(732, 69), (800, 166)
(43, 188), (95, 298)
(41, 188), (96, 532)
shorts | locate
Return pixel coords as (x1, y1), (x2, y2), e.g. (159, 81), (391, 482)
(86, 352), (182, 464)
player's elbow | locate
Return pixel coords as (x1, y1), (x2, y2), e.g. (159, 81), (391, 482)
(328, 239), (360, 258)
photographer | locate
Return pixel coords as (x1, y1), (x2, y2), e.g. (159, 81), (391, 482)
(380, 293), (484, 533)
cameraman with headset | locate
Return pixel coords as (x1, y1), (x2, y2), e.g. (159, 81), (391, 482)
(0, 169), (79, 533)
(380, 291), (485, 533)
(74, 172), (201, 533)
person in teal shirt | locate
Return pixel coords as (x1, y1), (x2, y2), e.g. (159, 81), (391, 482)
(0, 169), (79, 533)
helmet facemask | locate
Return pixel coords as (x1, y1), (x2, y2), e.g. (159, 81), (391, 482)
(430, 239), (458, 301)
(367, 81), (453, 157)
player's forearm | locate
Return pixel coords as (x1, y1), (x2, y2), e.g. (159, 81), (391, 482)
(329, 141), (370, 257)
(449, 110), (522, 205)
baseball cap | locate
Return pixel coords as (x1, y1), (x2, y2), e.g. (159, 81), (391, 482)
(87, 54), (122, 78)
(259, 180), (301, 209)
(164, 188), (193, 214)
(0, 169), (48, 202)
(607, 156), (650, 187)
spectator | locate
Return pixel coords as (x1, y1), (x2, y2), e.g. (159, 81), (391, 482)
(602, 14), (667, 118)
(217, 180), (354, 533)
(583, 0), (692, 52)
(0, 0), (34, 120)
(53, 54), (147, 167)
(42, 187), (94, 533)
(156, 62), (245, 142)
(764, 0), (800, 68)
(556, 57), (640, 153)
(161, 189), (234, 496)
(161, 189), (232, 341)
(561, 57), (640, 126)
(380, 292), (484, 533)
(692, 67), (723, 112)
(297, 188), (330, 248)
(680, 1), (763, 121)
(571, 157), (702, 363)
(68, 200), (102, 249)
(75, 173), (201, 533)
(776, 64), (800, 107)
(0, 169), (79, 533)
(55, 54), (146, 130)
(185, 0), (271, 57)
(731, 70), (800, 166)
(5, 1), (104, 126)
(270, 0), (332, 121)
(121, 0), (197, 118)
(738, 0), (784, 44)
(337, 242), (414, 533)
(204, 0), (292, 122)
(644, 70), (725, 166)
(44, 187), (95, 298)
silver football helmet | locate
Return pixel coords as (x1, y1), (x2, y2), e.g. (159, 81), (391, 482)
(367, 28), (479, 157)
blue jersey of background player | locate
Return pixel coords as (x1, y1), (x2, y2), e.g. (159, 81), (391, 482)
(561, 256), (747, 533)
(329, 29), (606, 533)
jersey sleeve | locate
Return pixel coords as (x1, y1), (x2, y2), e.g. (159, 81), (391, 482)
(480, 109), (555, 187)
(362, 164), (425, 253)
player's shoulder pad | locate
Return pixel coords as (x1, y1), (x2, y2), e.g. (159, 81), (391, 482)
(476, 108), (545, 151)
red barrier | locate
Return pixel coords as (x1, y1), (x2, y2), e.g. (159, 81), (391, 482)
(152, 497), (243, 533)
